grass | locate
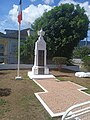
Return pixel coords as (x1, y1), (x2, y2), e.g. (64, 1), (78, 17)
(0, 69), (90, 120)
(54, 69), (90, 94)
(57, 76), (90, 94)
(0, 99), (7, 106)
(0, 98), (10, 117)
(0, 70), (59, 120)
(83, 88), (90, 94)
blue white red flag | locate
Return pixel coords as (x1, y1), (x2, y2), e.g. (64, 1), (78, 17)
(18, 0), (22, 24)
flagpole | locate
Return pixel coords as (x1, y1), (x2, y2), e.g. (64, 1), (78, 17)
(18, 23), (21, 77)
(15, 0), (22, 80)
(15, 22), (22, 80)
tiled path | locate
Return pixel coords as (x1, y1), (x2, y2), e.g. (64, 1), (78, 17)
(33, 78), (90, 117)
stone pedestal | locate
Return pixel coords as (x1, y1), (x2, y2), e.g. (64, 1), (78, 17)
(32, 66), (49, 75)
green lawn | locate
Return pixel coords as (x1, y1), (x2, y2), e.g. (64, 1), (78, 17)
(0, 70), (60, 120)
(55, 69), (90, 94)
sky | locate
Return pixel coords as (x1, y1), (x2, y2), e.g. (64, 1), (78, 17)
(0, 0), (90, 40)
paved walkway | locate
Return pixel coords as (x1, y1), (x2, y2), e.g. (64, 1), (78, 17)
(33, 78), (90, 117)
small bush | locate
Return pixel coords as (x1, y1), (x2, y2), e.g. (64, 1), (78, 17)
(52, 57), (67, 70)
(82, 56), (90, 71)
(73, 47), (90, 59)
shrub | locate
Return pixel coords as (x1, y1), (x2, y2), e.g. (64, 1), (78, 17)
(52, 57), (67, 70)
(73, 46), (90, 59)
(82, 56), (90, 71)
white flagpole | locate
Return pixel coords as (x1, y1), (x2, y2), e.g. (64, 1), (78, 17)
(15, 23), (22, 80)
(18, 23), (20, 77)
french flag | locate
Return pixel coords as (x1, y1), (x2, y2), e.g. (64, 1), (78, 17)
(18, 0), (22, 24)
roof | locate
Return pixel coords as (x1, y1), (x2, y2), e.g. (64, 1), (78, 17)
(0, 28), (32, 40)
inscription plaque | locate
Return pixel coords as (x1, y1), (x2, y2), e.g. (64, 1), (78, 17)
(38, 50), (44, 66)
(38, 50), (44, 74)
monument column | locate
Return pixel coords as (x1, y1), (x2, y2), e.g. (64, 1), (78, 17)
(32, 29), (49, 75)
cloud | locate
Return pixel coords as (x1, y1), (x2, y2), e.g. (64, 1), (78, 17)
(42, 0), (54, 4)
(8, 4), (52, 28)
(58, 0), (90, 21)
(0, 4), (52, 32)
(9, 4), (18, 23)
(23, 4), (52, 24)
(0, 19), (7, 33)
(79, 1), (90, 20)
(0, 17), (17, 33)
(0, 5), (18, 33)
(58, 0), (77, 5)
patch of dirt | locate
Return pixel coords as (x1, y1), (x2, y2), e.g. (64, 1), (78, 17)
(0, 88), (11, 97)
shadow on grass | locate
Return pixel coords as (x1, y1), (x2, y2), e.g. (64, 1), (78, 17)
(53, 68), (75, 73)
(55, 75), (70, 77)
(0, 72), (8, 75)
(60, 68), (75, 73)
(82, 89), (90, 95)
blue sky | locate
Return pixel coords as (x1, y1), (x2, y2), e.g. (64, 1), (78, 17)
(0, 0), (90, 40)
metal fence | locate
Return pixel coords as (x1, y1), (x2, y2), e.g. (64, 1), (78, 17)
(62, 101), (90, 120)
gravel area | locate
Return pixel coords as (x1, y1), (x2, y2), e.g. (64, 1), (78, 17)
(34, 78), (90, 116)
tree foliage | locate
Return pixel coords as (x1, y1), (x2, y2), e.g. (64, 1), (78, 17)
(20, 35), (35, 64)
(82, 56), (90, 71)
(33, 4), (89, 59)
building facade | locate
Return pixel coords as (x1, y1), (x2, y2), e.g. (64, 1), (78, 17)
(0, 28), (32, 64)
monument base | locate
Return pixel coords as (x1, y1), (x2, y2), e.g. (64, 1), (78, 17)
(28, 71), (55, 79)
(15, 76), (22, 80)
(32, 66), (49, 75)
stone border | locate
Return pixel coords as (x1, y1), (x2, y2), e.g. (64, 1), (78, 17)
(28, 74), (90, 117)
(28, 71), (55, 79)
(33, 79), (64, 117)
